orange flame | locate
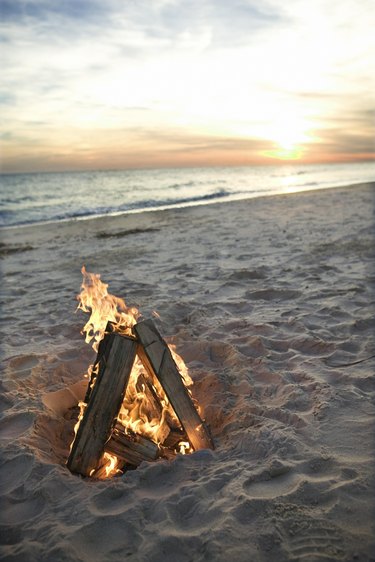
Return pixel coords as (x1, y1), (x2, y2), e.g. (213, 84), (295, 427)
(169, 344), (193, 387)
(77, 265), (140, 352)
(69, 400), (86, 453)
(89, 452), (121, 479)
(117, 355), (180, 445)
(102, 452), (121, 478)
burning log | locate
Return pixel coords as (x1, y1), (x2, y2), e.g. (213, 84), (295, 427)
(67, 333), (137, 477)
(135, 373), (163, 417)
(84, 322), (114, 404)
(105, 422), (159, 467)
(134, 319), (214, 451)
(134, 374), (180, 440)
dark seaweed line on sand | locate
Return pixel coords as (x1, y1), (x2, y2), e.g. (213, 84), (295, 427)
(96, 227), (160, 239)
(0, 242), (34, 257)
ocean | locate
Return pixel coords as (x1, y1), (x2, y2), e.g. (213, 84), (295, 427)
(0, 161), (374, 229)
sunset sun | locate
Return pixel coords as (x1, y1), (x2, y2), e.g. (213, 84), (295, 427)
(261, 115), (312, 161)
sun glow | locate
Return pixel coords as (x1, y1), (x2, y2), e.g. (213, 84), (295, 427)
(265, 146), (304, 161)
(261, 113), (313, 161)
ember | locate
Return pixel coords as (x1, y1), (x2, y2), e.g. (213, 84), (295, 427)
(67, 267), (213, 479)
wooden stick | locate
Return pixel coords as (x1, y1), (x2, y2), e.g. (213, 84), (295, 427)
(134, 319), (214, 451)
(105, 423), (159, 467)
(135, 373), (163, 417)
(84, 321), (115, 404)
(67, 333), (137, 477)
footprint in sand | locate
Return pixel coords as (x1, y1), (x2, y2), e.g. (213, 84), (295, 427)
(69, 517), (141, 560)
(244, 471), (300, 499)
(283, 518), (346, 561)
(8, 355), (39, 379)
(242, 457), (359, 501)
(0, 454), (34, 495)
(0, 495), (45, 526)
(89, 487), (135, 516)
(0, 411), (34, 441)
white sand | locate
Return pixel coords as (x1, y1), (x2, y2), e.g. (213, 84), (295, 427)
(0, 183), (374, 561)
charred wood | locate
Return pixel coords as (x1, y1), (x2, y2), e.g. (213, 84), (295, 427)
(134, 319), (214, 451)
(105, 423), (159, 467)
(67, 333), (137, 477)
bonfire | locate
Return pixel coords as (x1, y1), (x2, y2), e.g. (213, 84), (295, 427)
(67, 267), (213, 479)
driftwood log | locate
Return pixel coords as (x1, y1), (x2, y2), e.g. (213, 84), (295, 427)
(105, 422), (160, 467)
(67, 333), (137, 477)
(134, 319), (214, 451)
(84, 321), (115, 404)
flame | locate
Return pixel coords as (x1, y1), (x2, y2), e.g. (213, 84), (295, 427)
(178, 441), (191, 455)
(77, 265), (140, 352)
(89, 452), (122, 479)
(70, 400), (86, 453)
(117, 355), (181, 445)
(169, 344), (193, 387)
(71, 267), (195, 478)
(102, 452), (121, 478)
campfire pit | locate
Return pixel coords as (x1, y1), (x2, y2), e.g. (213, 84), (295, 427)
(67, 268), (214, 479)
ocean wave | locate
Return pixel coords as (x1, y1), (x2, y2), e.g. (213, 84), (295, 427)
(168, 180), (196, 189)
(127, 188), (231, 210)
(297, 181), (318, 188)
(0, 189), (233, 228)
(1, 162), (374, 229)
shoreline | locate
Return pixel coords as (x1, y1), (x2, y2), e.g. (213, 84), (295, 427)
(1, 181), (374, 561)
(1, 181), (373, 246)
(1, 180), (374, 237)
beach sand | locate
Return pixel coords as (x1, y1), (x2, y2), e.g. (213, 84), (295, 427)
(1, 183), (374, 561)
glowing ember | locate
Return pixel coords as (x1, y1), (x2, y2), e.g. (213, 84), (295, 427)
(72, 267), (196, 478)
(179, 441), (191, 455)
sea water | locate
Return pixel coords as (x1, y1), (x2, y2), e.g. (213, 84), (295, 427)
(0, 161), (374, 228)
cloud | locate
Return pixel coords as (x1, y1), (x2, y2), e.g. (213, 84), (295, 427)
(0, 0), (112, 25)
(0, 0), (374, 172)
(149, 0), (283, 47)
(320, 132), (374, 155)
(0, 92), (16, 104)
(297, 106), (374, 160)
(1, 0), (283, 55)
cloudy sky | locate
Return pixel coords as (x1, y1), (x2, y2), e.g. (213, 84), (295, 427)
(1, 0), (374, 173)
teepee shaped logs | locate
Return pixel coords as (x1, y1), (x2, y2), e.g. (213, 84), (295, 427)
(67, 319), (213, 478)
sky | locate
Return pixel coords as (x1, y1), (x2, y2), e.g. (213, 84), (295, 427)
(0, 0), (374, 173)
